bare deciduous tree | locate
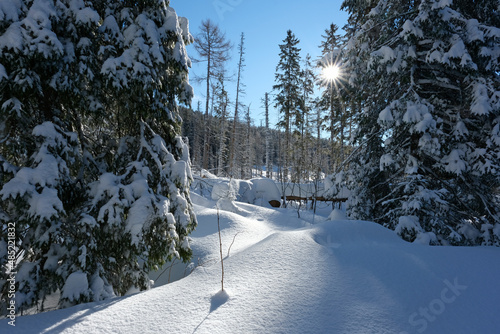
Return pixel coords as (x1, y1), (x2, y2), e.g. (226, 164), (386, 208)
(229, 32), (246, 177)
(193, 19), (232, 170)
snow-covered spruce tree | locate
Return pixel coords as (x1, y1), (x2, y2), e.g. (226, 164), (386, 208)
(0, 0), (197, 314)
(66, 0), (197, 302)
(325, 0), (389, 225)
(339, 0), (500, 245)
(0, 0), (98, 313)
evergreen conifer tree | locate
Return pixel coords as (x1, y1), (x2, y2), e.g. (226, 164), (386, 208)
(317, 23), (345, 172)
(213, 72), (230, 176)
(0, 0), (197, 315)
(297, 54), (316, 181)
(338, 0), (500, 245)
(0, 0), (95, 312)
(274, 30), (302, 182)
(262, 92), (273, 179)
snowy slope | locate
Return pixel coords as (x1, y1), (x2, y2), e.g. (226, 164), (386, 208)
(1, 196), (499, 334)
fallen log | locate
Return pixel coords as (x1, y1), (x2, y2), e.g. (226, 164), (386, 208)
(282, 196), (348, 203)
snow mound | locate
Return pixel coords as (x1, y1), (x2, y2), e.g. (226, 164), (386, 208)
(250, 177), (281, 205)
(211, 182), (235, 201)
(312, 219), (408, 247)
(210, 289), (230, 312)
(2, 200), (499, 334)
(327, 208), (346, 221)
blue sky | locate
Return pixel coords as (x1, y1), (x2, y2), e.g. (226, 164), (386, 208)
(171, 0), (349, 126)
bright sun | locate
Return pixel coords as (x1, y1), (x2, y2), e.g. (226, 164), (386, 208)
(321, 64), (341, 82)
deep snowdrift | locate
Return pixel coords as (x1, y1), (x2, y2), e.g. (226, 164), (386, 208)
(1, 196), (499, 333)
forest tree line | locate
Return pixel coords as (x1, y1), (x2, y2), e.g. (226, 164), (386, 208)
(179, 104), (333, 180)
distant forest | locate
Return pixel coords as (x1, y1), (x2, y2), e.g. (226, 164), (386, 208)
(179, 106), (332, 180)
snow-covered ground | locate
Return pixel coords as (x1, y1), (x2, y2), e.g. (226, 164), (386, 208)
(2, 192), (499, 333)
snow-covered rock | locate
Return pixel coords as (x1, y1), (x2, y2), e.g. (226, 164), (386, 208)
(250, 177), (281, 206)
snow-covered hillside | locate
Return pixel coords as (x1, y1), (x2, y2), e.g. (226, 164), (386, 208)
(1, 193), (499, 333)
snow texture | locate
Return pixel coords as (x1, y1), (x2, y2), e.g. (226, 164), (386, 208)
(471, 81), (491, 115)
(380, 154), (395, 170)
(250, 178), (281, 203)
(378, 105), (394, 124)
(0, 64), (6, 81)
(61, 272), (89, 302)
(443, 149), (467, 175)
(211, 182), (236, 202)
(0, 0), (22, 22)
(432, 0), (453, 9)
(2, 197), (499, 334)
(0, 122), (74, 221)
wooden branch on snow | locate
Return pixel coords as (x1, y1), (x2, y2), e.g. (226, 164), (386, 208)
(282, 196), (348, 203)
